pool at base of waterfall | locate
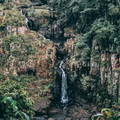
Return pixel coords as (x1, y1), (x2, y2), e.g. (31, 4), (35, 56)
(33, 113), (67, 120)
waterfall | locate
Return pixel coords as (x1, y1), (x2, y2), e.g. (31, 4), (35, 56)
(25, 18), (29, 24)
(38, 33), (46, 40)
(59, 61), (68, 103)
(25, 18), (32, 29)
(20, 9), (23, 14)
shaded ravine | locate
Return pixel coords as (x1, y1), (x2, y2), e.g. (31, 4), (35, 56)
(33, 47), (97, 120)
(21, 4), (98, 120)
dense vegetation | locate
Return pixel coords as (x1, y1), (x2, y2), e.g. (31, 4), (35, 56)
(0, 0), (55, 119)
(0, 74), (33, 120)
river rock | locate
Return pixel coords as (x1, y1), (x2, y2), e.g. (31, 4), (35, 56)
(65, 118), (72, 120)
(49, 107), (61, 114)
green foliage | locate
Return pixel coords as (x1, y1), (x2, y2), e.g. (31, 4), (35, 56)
(2, 0), (14, 9)
(0, 9), (6, 36)
(41, 83), (52, 95)
(0, 17), (6, 31)
(50, 0), (98, 30)
(0, 5), (25, 35)
(27, 8), (50, 28)
(5, 8), (25, 34)
(75, 35), (90, 61)
(80, 76), (90, 91)
(17, 0), (32, 7)
(1, 0), (31, 8)
(6, 8), (25, 26)
(50, 0), (120, 111)
(118, 97), (120, 105)
(92, 108), (120, 120)
(90, 18), (116, 50)
(27, 9), (38, 18)
(28, 8), (50, 18)
(0, 74), (33, 119)
(70, 71), (77, 82)
(108, 3), (120, 16)
(0, 34), (39, 67)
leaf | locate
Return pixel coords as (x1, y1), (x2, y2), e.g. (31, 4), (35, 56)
(6, 97), (13, 102)
(22, 112), (30, 120)
(6, 108), (9, 113)
(3, 96), (7, 103)
(13, 106), (18, 112)
(101, 108), (111, 118)
(118, 97), (120, 104)
(113, 116), (120, 120)
(12, 100), (17, 106)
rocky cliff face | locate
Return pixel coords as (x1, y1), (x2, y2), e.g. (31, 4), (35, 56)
(64, 31), (120, 108)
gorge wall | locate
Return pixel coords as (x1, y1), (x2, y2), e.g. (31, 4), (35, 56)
(64, 35), (120, 108)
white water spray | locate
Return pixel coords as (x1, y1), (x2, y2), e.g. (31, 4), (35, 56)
(25, 18), (29, 24)
(38, 33), (46, 40)
(59, 61), (68, 103)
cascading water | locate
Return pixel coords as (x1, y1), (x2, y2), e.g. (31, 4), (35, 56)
(25, 18), (29, 24)
(38, 33), (46, 40)
(59, 61), (68, 103)
(25, 17), (32, 29)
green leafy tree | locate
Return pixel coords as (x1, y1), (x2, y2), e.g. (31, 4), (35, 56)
(0, 74), (33, 120)
(5, 7), (25, 35)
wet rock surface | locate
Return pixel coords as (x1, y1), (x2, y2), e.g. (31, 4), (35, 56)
(34, 96), (97, 120)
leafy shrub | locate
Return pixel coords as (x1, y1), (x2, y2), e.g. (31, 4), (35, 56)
(27, 8), (50, 28)
(92, 108), (120, 120)
(90, 18), (116, 50)
(80, 76), (90, 91)
(108, 3), (120, 16)
(0, 74), (33, 120)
